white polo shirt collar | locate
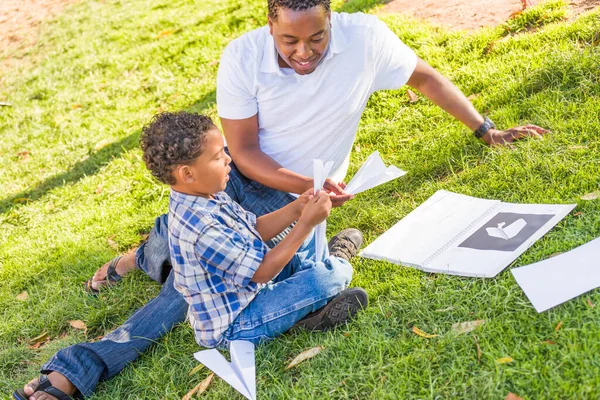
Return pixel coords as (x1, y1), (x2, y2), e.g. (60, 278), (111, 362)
(259, 18), (350, 76)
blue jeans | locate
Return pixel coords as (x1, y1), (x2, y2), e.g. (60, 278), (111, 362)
(42, 160), (345, 396)
(222, 231), (352, 346)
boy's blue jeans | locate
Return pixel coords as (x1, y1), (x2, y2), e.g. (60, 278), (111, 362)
(41, 159), (352, 397)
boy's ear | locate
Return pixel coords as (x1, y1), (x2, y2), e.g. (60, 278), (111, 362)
(174, 165), (194, 183)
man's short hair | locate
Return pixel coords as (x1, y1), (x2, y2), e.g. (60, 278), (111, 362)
(268, 0), (331, 20)
(140, 112), (215, 185)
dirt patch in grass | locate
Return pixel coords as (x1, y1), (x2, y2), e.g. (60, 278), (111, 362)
(0, 0), (78, 67)
(378, 0), (600, 30)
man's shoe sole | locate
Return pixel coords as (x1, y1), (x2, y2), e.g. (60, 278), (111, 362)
(296, 287), (368, 332)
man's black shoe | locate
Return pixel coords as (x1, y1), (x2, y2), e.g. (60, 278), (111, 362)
(295, 287), (368, 332)
(328, 228), (363, 261)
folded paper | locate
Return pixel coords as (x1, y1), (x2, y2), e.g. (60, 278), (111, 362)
(313, 159), (334, 260)
(193, 340), (256, 400)
(343, 151), (406, 195)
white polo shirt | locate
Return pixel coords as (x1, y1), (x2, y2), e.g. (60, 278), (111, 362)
(217, 12), (417, 183)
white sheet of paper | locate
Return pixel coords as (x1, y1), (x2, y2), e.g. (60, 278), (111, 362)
(193, 340), (256, 400)
(344, 151), (407, 195)
(512, 238), (600, 312)
(313, 159), (334, 260)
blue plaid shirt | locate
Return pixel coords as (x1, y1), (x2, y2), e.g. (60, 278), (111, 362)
(168, 190), (267, 348)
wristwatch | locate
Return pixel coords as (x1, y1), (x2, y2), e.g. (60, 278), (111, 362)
(473, 116), (496, 139)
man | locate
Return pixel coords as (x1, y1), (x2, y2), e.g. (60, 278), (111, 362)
(18, 0), (546, 398)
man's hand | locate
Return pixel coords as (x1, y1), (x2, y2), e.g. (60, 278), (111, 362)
(298, 191), (332, 228)
(323, 178), (354, 207)
(480, 125), (548, 146)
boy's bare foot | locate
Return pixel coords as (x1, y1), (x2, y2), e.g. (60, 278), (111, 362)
(20, 372), (76, 399)
(89, 252), (136, 291)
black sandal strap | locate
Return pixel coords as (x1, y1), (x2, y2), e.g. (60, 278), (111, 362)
(34, 375), (74, 400)
(105, 255), (123, 283)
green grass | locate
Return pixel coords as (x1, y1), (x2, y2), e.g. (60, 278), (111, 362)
(1, 0), (599, 398)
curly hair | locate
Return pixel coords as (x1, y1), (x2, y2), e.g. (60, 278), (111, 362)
(140, 112), (216, 185)
(268, 0), (330, 20)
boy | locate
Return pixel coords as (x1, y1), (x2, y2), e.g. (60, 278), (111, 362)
(142, 111), (368, 347)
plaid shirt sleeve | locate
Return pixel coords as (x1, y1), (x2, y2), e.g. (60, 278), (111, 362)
(194, 221), (266, 288)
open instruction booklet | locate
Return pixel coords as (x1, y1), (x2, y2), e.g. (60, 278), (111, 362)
(360, 190), (576, 277)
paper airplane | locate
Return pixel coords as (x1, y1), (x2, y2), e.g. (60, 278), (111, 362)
(193, 340), (256, 400)
(486, 218), (527, 240)
(313, 159), (334, 260)
(343, 151), (406, 195)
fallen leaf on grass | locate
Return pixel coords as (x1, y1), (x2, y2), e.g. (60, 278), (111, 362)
(411, 326), (438, 338)
(474, 335), (482, 363)
(208, 60), (220, 67)
(543, 340), (556, 345)
(13, 197), (31, 204)
(182, 373), (214, 400)
(107, 235), (118, 250)
(573, 211), (583, 217)
(586, 298), (595, 308)
(467, 94), (479, 101)
(68, 320), (87, 333)
(286, 346), (324, 369)
(406, 89), (419, 103)
(188, 364), (205, 376)
(17, 151), (30, 160)
(505, 392), (524, 400)
(71, 104), (82, 110)
(508, 10), (523, 19)
(95, 185), (103, 194)
(16, 291), (29, 301)
(581, 191), (600, 201)
(451, 320), (485, 335)
(158, 30), (174, 38)
(496, 357), (514, 364)
(555, 321), (563, 332)
(342, 332), (351, 338)
(28, 332), (50, 349)
(94, 139), (111, 152)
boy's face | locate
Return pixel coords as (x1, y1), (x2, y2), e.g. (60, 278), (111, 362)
(175, 128), (231, 197)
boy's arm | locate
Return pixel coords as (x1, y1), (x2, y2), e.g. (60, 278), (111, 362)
(251, 192), (331, 284)
(255, 191), (311, 242)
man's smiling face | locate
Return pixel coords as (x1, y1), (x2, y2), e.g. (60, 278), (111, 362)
(268, 5), (331, 75)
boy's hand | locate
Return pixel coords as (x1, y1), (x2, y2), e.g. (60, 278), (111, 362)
(299, 191), (332, 228)
(295, 188), (314, 215)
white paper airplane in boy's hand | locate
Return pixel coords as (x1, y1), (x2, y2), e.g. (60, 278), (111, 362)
(486, 219), (527, 240)
(313, 159), (334, 260)
(193, 340), (256, 400)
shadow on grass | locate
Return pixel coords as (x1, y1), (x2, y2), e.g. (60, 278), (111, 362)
(0, 90), (217, 215)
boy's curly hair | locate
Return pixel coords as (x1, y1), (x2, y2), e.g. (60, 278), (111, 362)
(140, 112), (216, 185)
(268, 0), (330, 20)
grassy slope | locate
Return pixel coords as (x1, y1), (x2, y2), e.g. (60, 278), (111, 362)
(0, 0), (599, 398)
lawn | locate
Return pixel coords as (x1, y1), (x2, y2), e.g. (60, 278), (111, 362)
(0, 0), (599, 398)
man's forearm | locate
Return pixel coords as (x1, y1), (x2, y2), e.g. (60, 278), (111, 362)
(234, 146), (312, 194)
(251, 221), (312, 284)
(255, 200), (301, 242)
(408, 59), (484, 132)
